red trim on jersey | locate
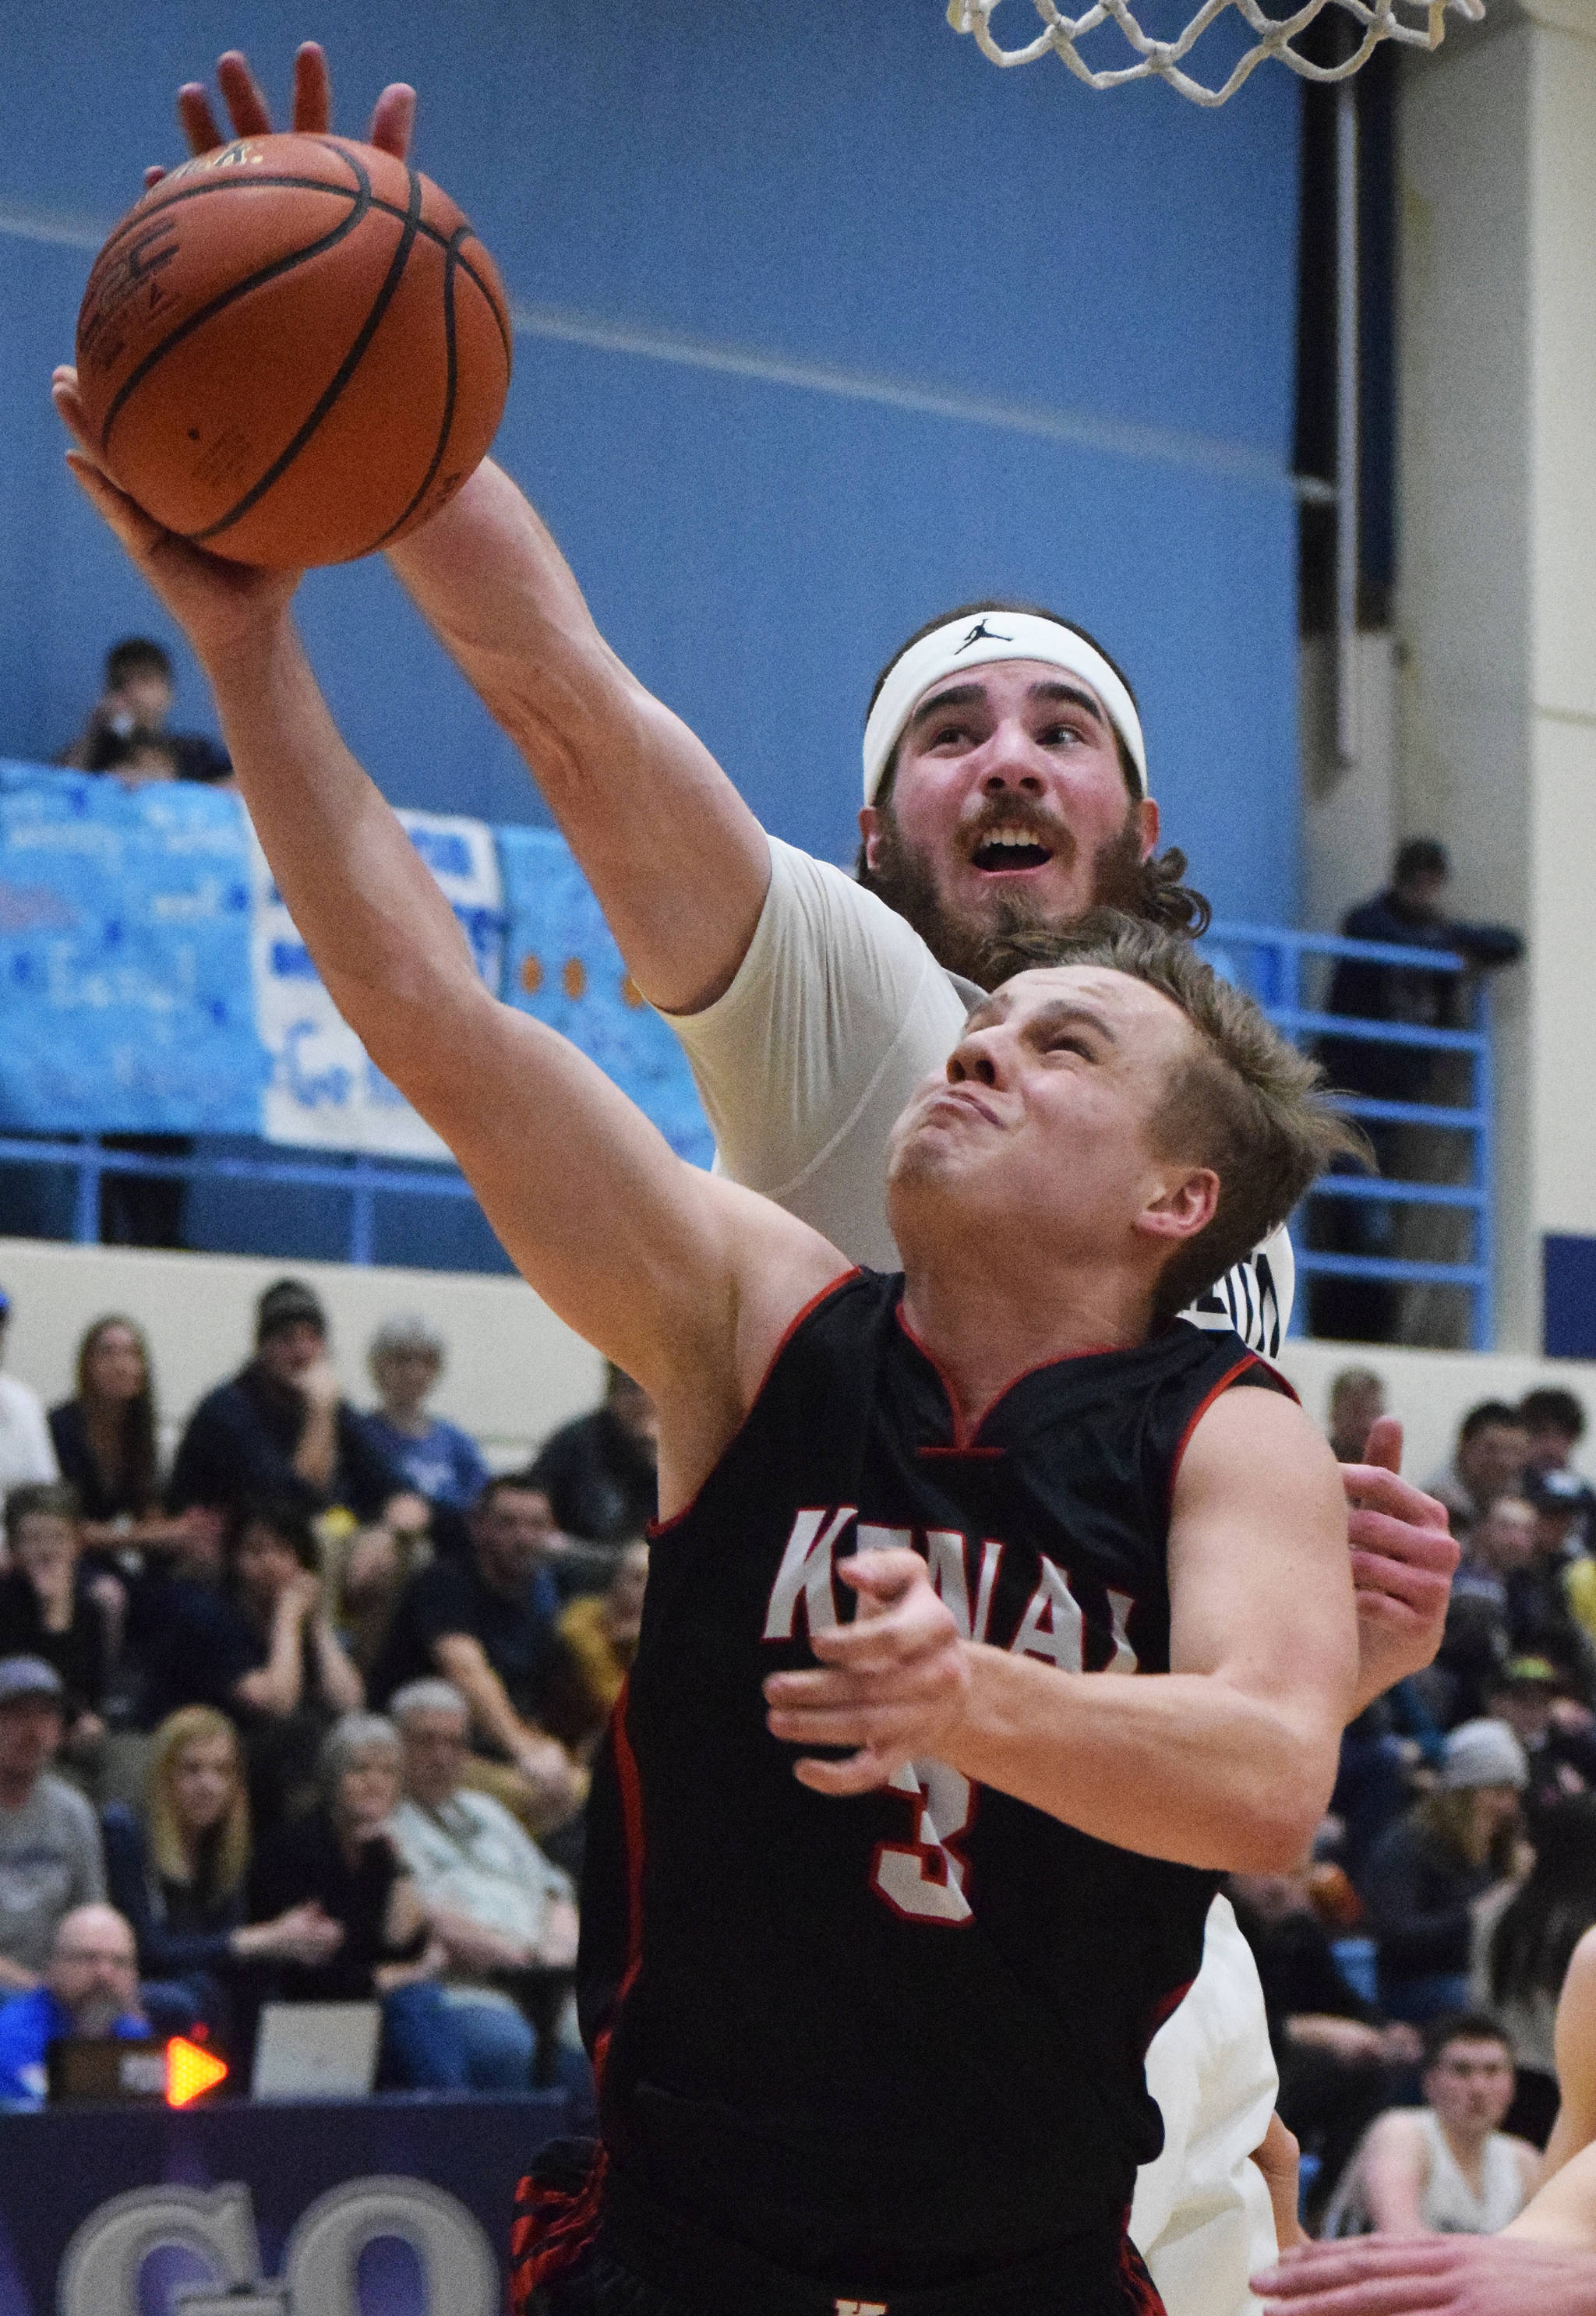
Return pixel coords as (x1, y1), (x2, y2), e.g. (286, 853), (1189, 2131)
(1166, 1350), (1299, 1513)
(1115, 2212), (1169, 2315)
(647, 1267), (863, 1541)
(894, 1298), (1127, 1450)
(510, 1683), (648, 2313)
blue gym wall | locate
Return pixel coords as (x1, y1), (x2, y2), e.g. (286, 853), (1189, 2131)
(0, 1), (1301, 916)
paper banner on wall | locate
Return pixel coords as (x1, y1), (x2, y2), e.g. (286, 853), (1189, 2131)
(251, 809), (505, 1157)
(498, 825), (714, 1168)
(0, 763), (264, 1132)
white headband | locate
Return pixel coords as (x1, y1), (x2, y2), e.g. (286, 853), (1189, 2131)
(862, 612), (1147, 805)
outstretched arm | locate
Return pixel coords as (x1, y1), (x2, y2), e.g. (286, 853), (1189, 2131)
(164, 44), (772, 1019)
(765, 1386), (1358, 1872)
(55, 394), (844, 1503)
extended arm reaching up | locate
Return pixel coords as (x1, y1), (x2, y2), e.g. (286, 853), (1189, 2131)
(162, 43), (773, 1020)
(53, 376), (844, 1509)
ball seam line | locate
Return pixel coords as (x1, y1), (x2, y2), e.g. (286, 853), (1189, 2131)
(94, 176), (374, 459)
(187, 149), (426, 546)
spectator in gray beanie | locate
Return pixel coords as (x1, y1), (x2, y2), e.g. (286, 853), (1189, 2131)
(1358, 1721), (1529, 2027)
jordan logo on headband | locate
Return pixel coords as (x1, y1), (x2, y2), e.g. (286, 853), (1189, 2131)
(955, 620), (1011, 651)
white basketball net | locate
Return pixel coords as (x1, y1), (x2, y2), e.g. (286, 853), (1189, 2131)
(947, 0), (1484, 104)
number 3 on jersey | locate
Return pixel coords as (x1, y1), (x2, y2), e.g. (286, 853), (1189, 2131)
(871, 1759), (974, 1923)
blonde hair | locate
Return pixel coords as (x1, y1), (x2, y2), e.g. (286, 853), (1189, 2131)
(1417, 1786), (1520, 1877)
(145, 1707), (252, 1899)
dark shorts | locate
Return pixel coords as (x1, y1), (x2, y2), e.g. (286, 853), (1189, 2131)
(514, 2143), (1164, 2316)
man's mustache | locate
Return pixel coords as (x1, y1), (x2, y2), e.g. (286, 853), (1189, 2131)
(959, 800), (1077, 863)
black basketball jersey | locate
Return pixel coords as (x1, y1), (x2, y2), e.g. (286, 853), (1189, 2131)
(577, 1268), (1291, 2297)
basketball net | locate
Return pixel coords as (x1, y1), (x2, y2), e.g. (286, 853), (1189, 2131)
(947, 0), (1484, 104)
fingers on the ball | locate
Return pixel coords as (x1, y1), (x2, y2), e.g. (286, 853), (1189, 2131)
(216, 51), (274, 139)
(292, 44), (331, 136)
(176, 83), (226, 155)
(370, 85), (417, 160)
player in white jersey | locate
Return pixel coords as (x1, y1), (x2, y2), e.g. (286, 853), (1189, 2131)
(103, 55), (1455, 2310)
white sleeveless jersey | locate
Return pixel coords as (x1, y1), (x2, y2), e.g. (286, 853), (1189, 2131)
(1326, 2110), (1529, 2238)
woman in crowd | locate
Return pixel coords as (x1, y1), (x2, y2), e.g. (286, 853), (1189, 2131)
(101, 1704), (344, 2039)
(0, 1481), (113, 1771)
(49, 1317), (171, 1548)
(148, 1497), (364, 1831)
(1474, 1792), (1596, 2146)
(539, 1538), (648, 1759)
(1359, 1719), (1530, 2025)
(362, 1314), (488, 1552)
(248, 1712), (467, 2088)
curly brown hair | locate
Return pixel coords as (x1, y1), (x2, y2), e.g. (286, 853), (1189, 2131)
(858, 598), (1210, 951)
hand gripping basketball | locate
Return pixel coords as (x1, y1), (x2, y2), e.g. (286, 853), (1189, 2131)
(76, 123), (510, 568)
(51, 368), (302, 666)
(144, 43), (415, 192)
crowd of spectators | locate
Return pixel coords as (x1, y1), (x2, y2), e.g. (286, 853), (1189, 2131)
(1238, 1371), (1596, 2245)
(0, 1266), (655, 2109)
(9, 1247), (1596, 2278)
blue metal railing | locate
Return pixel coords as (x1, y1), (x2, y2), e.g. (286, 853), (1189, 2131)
(0, 921), (1496, 1346)
(1206, 921), (1493, 1350)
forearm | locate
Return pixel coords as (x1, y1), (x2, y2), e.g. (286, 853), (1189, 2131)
(311, 1621), (365, 1714)
(388, 461), (768, 1015)
(441, 1651), (539, 1761)
(1508, 2142), (1596, 2247)
(948, 1650), (1338, 1873)
(235, 1608), (306, 1715)
(203, 609), (485, 1076)
(423, 1902), (528, 1970)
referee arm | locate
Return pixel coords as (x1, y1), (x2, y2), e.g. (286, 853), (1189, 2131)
(768, 1386), (1358, 1874)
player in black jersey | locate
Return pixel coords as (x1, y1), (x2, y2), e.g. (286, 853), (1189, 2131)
(20, 424), (1364, 2305)
(464, 913), (1361, 2316)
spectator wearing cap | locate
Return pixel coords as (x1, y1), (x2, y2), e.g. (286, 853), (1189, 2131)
(1428, 1403), (1533, 1546)
(0, 1659), (104, 1996)
(0, 1289), (58, 1492)
(1358, 1720), (1531, 2026)
(362, 1314), (489, 1555)
(168, 1279), (405, 1527)
(0, 1902), (147, 2109)
(1504, 1474), (1596, 1701)
(1484, 1659), (1596, 1830)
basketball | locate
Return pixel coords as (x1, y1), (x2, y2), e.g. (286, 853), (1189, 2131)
(73, 132), (511, 568)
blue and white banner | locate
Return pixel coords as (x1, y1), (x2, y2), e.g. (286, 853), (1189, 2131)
(0, 764), (263, 1132)
(0, 765), (712, 1170)
(498, 825), (713, 1168)
(251, 811), (506, 1160)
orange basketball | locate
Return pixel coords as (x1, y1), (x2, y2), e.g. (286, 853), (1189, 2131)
(75, 133), (512, 568)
